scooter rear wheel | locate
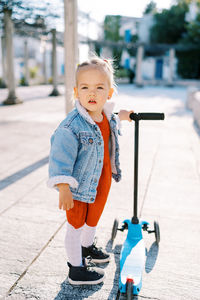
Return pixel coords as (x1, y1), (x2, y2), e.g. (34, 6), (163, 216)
(154, 221), (160, 244)
(111, 219), (119, 241)
(126, 279), (133, 300)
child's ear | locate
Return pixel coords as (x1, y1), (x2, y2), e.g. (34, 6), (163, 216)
(108, 88), (114, 100)
(74, 87), (78, 99)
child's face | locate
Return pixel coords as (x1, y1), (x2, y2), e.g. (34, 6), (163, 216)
(74, 67), (114, 116)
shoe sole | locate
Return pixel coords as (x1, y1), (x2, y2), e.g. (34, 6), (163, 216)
(88, 257), (110, 264)
(68, 274), (105, 285)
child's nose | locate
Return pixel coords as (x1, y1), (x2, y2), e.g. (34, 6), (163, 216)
(89, 88), (95, 95)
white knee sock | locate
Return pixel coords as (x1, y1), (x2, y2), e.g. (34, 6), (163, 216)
(65, 222), (84, 266)
(81, 224), (96, 248)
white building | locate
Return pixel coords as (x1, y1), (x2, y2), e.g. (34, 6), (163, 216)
(0, 33), (65, 85)
(120, 12), (178, 82)
(138, 14), (154, 43)
(185, 0), (198, 22)
(119, 16), (141, 39)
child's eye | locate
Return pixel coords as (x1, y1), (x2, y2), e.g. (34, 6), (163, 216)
(97, 86), (103, 90)
(81, 86), (88, 90)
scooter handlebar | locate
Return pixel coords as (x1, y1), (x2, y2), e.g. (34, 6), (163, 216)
(129, 112), (165, 121)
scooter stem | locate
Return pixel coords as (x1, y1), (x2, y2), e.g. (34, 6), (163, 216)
(132, 119), (139, 224)
(129, 112), (164, 224)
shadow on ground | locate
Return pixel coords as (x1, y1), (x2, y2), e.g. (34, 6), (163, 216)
(106, 239), (121, 300)
(54, 279), (103, 300)
(193, 120), (200, 137)
(145, 242), (159, 273)
(0, 156), (49, 191)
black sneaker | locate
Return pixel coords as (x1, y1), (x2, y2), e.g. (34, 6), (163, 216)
(67, 259), (105, 285)
(82, 241), (110, 264)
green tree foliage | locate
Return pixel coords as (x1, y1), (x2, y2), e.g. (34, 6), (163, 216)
(177, 0), (200, 6)
(0, 0), (62, 32)
(177, 11), (200, 78)
(176, 49), (200, 78)
(104, 15), (123, 67)
(150, 2), (189, 44)
(181, 13), (200, 45)
(149, 0), (200, 78)
(104, 15), (122, 42)
(143, 1), (157, 15)
(175, 1), (200, 78)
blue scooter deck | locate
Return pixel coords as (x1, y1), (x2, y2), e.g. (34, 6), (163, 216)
(119, 219), (148, 295)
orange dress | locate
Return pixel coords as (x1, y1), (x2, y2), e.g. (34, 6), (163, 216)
(66, 112), (112, 229)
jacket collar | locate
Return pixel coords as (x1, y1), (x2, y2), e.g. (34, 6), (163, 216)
(75, 100), (115, 125)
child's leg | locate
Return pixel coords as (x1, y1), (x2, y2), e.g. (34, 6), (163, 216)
(81, 223), (96, 248)
(81, 186), (111, 263)
(81, 199), (104, 250)
(65, 222), (83, 266)
(65, 201), (105, 285)
(85, 176), (110, 228)
(81, 197), (105, 249)
(65, 200), (87, 266)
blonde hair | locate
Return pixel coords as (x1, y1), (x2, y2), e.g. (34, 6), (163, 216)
(76, 55), (116, 90)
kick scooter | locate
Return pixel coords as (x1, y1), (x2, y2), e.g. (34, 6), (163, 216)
(111, 112), (165, 299)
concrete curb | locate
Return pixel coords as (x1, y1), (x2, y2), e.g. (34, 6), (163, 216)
(186, 87), (200, 128)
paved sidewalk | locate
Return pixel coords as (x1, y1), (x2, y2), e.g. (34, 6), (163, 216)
(0, 84), (200, 300)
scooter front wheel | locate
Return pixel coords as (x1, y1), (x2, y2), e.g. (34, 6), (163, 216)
(111, 219), (119, 241)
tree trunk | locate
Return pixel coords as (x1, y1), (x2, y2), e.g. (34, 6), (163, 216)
(135, 45), (144, 87)
(3, 9), (22, 105)
(23, 39), (29, 86)
(41, 37), (48, 84)
(49, 29), (60, 96)
(64, 0), (78, 114)
(167, 48), (175, 87)
(1, 35), (7, 88)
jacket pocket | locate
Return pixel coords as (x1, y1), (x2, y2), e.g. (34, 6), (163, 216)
(79, 131), (95, 150)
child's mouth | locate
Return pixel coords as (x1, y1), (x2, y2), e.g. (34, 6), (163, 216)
(88, 100), (96, 104)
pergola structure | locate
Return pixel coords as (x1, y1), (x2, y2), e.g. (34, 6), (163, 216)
(1, 11), (62, 104)
(85, 39), (200, 87)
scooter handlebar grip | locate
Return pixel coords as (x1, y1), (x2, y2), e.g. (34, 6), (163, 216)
(129, 112), (165, 121)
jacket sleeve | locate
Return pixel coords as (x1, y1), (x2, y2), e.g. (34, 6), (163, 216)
(115, 114), (122, 136)
(47, 127), (79, 190)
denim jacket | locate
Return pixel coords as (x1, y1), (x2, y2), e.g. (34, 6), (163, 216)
(47, 100), (121, 203)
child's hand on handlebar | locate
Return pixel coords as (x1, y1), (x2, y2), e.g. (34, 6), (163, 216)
(118, 110), (134, 122)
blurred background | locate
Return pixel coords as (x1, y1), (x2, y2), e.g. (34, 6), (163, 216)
(0, 0), (200, 92)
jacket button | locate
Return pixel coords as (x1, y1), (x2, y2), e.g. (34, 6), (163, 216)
(94, 178), (97, 183)
(90, 197), (94, 201)
(88, 138), (93, 144)
(98, 142), (101, 145)
(99, 160), (102, 163)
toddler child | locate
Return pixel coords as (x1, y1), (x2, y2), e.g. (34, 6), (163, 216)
(47, 55), (133, 285)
